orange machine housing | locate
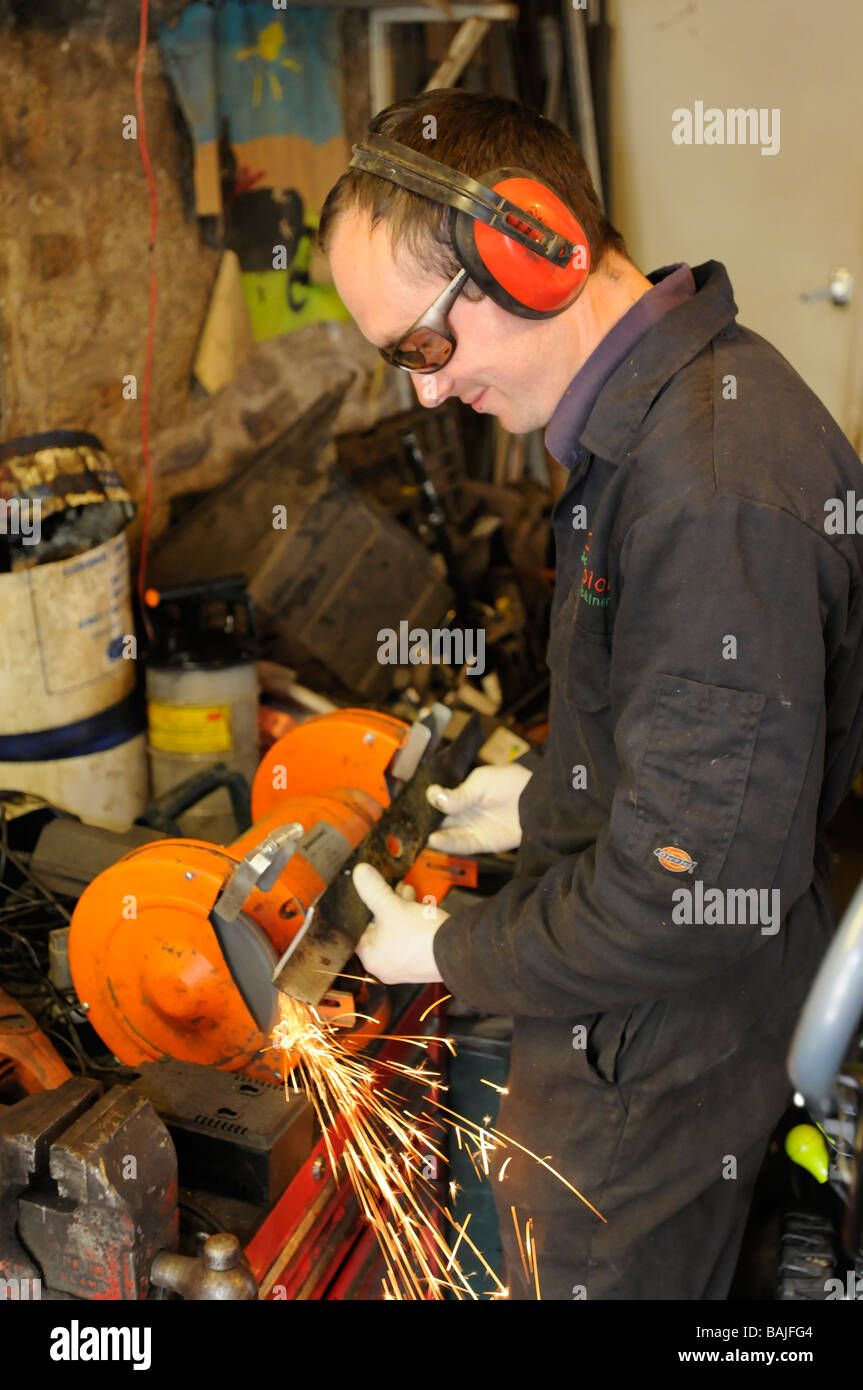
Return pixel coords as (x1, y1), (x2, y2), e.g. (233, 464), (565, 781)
(69, 709), (476, 1084)
(0, 985), (72, 1098)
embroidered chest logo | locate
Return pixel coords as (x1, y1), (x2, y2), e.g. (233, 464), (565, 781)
(579, 531), (610, 608)
(653, 845), (698, 874)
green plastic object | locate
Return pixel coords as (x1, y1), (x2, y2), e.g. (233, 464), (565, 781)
(786, 1124), (829, 1184)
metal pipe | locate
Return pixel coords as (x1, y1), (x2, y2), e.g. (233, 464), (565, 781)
(788, 874), (863, 1109)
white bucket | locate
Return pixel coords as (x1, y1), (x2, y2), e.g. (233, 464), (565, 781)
(0, 531), (149, 829)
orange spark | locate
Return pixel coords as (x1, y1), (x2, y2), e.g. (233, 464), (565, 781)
(269, 992), (603, 1299)
(445, 1212), (471, 1270)
(419, 994), (452, 1022)
(510, 1205), (530, 1282)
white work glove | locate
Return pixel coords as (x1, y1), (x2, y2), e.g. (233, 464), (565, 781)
(352, 863), (449, 984)
(425, 763), (533, 855)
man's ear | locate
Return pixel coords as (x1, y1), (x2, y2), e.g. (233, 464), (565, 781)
(462, 280), (486, 304)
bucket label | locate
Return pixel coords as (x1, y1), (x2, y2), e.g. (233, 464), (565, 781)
(148, 702), (233, 754)
(25, 533), (133, 697)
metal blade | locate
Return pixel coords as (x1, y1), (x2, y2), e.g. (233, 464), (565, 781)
(273, 713), (484, 1006)
(210, 910), (280, 1033)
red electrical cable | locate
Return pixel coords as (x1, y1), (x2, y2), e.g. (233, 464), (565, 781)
(134, 0), (157, 643)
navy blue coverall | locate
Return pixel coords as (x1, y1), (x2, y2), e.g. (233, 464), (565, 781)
(433, 260), (863, 1299)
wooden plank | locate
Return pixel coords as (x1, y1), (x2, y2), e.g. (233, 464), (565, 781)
(274, 0), (456, 8)
(424, 16), (491, 91)
(370, 4), (518, 113)
(374, 4), (516, 19)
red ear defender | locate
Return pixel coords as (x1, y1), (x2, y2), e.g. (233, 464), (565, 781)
(449, 167), (591, 319)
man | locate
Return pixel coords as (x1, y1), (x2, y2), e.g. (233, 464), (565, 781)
(318, 89), (863, 1299)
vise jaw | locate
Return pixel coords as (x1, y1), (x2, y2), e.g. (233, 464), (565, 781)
(0, 1077), (177, 1300)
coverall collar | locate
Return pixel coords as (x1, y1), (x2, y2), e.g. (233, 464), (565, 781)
(545, 260), (739, 471)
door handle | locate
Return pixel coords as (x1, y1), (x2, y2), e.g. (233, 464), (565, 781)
(800, 266), (853, 305)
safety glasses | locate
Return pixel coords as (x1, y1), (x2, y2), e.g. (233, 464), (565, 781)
(379, 267), (470, 373)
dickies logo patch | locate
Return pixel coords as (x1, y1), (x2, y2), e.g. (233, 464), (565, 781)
(653, 845), (698, 873)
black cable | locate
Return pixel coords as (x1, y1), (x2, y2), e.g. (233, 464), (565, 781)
(0, 901), (64, 927)
(0, 919), (119, 1080)
(0, 921), (43, 976)
(0, 806), (71, 923)
(39, 1023), (90, 1076)
(2, 842), (70, 921)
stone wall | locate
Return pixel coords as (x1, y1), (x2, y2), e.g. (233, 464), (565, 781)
(0, 2), (218, 478)
(0, 1), (395, 552)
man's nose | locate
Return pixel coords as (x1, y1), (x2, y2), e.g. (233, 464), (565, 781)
(411, 372), (455, 407)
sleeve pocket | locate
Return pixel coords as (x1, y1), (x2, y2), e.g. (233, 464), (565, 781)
(620, 673), (766, 883)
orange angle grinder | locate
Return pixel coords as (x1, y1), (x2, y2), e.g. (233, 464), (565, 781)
(67, 706), (482, 1084)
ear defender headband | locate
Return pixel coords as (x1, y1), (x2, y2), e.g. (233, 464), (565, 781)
(348, 132), (591, 319)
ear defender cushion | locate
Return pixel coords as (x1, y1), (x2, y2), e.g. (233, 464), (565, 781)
(449, 166), (591, 319)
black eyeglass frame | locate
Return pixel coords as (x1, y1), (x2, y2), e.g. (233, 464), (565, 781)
(378, 267), (471, 374)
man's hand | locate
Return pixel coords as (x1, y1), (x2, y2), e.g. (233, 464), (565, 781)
(426, 763), (533, 855)
(352, 863), (449, 984)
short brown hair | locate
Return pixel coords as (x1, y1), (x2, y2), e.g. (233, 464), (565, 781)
(318, 89), (629, 297)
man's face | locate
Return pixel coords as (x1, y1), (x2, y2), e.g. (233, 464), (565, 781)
(327, 206), (573, 435)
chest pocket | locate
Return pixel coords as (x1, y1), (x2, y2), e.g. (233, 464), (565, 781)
(547, 610), (612, 715)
